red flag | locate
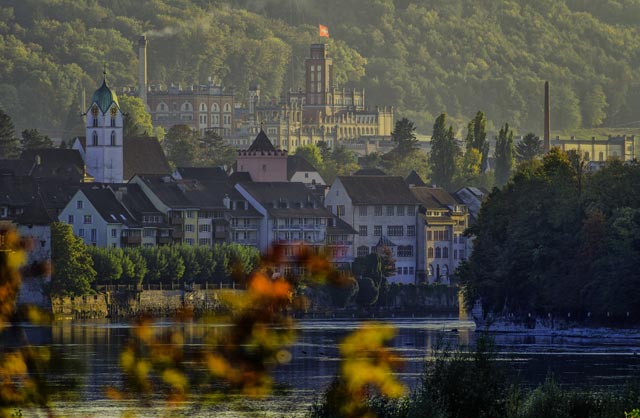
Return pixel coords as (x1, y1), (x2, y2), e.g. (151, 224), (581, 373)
(319, 24), (329, 38)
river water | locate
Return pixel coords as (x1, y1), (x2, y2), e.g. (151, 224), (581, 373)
(4, 318), (640, 417)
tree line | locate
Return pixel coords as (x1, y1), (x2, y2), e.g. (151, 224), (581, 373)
(460, 150), (640, 321)
(50, 222), (260, 296)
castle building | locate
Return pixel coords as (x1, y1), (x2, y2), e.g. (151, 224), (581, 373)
(146, 82), (235, 137)
(246, 44), (394, 153)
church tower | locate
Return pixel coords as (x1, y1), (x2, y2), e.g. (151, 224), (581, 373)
(85, 72), (124, 183)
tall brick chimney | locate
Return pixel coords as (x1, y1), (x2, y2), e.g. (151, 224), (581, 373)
(138, 35), (148, 110)
(544, 81), (550, 152)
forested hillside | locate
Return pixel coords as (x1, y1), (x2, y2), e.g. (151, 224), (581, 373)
(1, 0), (640, 138)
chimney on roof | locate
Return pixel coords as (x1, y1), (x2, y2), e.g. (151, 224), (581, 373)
(544, 81), (550, 153)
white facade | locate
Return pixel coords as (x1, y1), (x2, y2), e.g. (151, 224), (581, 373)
(325, 178), (419, 284)
(59, 190), (124, 248)
(289, 171), (325, 186)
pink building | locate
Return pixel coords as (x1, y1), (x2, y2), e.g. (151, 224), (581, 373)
(236, 130), (288, 182)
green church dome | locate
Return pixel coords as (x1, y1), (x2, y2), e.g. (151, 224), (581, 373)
(91, 79), (119, 113)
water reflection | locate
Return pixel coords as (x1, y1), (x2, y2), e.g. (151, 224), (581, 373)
(3, 318), (640, 417)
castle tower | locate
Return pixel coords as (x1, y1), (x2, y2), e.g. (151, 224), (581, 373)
(85, 72), (124, 183)
(306, 44), (333, 107)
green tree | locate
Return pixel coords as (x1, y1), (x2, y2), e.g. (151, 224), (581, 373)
(122, 248), (147, 286)
(140, 247), (167, 283)
(494, 123), (515, 186)
(0, 108), (19, 159)
(465, 111), (489, 171)
(158, 246), (185, 283)
(87, 247), (123, 285)
(21, 128), (52, 150)
(294, 144), (323, 171)
(165, 124), (197, 168)
(516, 133), (543, 162)
(50, 222), (96, 296)
(197, 129), (237, 167)
(430, 113), (459, 189)
(119, 95), (155, 138)
(581, 84), (608, 128)
(391, 117), (418, 157)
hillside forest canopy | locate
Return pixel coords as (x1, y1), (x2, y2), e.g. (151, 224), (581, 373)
(1, 0), (640, 139)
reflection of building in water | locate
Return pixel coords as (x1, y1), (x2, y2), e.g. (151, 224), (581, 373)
(242, 44), (394, 153)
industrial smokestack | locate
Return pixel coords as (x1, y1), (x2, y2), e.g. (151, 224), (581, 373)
(544, 81), (550, 152)
(138, 35), (148, 109)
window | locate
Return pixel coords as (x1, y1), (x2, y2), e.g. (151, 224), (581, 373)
(224, 103), (231, 112)
(428, 247), (434, 258)
(358, 206), (368, 216)
(427, 231), (432, 241)
(67, 214), (74, 224)
(387, 225), (403, 236)
(337, 205), (345, 216)
(199, 238), (211, 246)
(111, 229), (117, 238)
(397, 245), (413, 257)
(78, 228), (84, 238)
(327, 205), (333, 214)
(110, 131), (116, 146)
(409, 267), (414, 275)
(76, 200), (84, 209)
(396, 267), (402, 275)
(185, 238), (195, 245)
(185, 224), (194, 232)
(454, 249), (458, 260)
(187, 211), (196, 219)
(143, 229), (155, 238)
(199, 224), (211, 232)
(92, 131), (98, 146)
(374, 206), (383, 216)
(83, 215), (92, 224)
(443, 247), (449, 258)
(374, 225), (382, 236)
(92, 118), (98, 128)
(435, 247), (441, 258)
(386, 205), (394, 216)
(359, 225), (368, 236)
(357, 245), (369, 257)
(403, 267), (409, 275)
(110, 117), (116, 127)
(200, 103), (207, 112)
(396, 205), (405, 216)
(90, 229), (97, 242)
(407, 226), (415, 236)
(454, 234), (458, 244)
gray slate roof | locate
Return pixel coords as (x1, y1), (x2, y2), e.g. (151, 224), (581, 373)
(337, 176), (419, 205)
(247, 130), (277, 153)
(80, 184), (139, 227)
(286, 155), (319, 180)
(239, 182), (331, 218)
(411, 187), (458, 209)
(176, 166), (227, 182)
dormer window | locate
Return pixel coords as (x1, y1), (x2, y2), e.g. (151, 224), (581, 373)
(92, 131), (98, 146)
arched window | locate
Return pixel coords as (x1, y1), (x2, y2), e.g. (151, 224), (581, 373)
(427, 247), (434, 258)
(92, 131), (98, 146)
(200, 103), (207, 112)
(224, 103), (231, 113)
(357, 245), (369, 257)
(110, 131), (116, 146)
(443, 247), (449, 258)
(428, 264), (434, 276)
(213, 103), (220, 112)
(442, 265), (449, 275)
(435, 247), (441, 258)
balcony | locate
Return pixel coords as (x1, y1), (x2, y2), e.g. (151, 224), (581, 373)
(327, 240), (354, 247)
(214, 230), (226, 239)
(121, 235), (142, 245)
(172, 229), (184, 239)
(157, 236), (172, 245)
(169, 216), (182, 225)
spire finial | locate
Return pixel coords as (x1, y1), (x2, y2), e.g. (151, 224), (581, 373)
(103, 63), (107, 83)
